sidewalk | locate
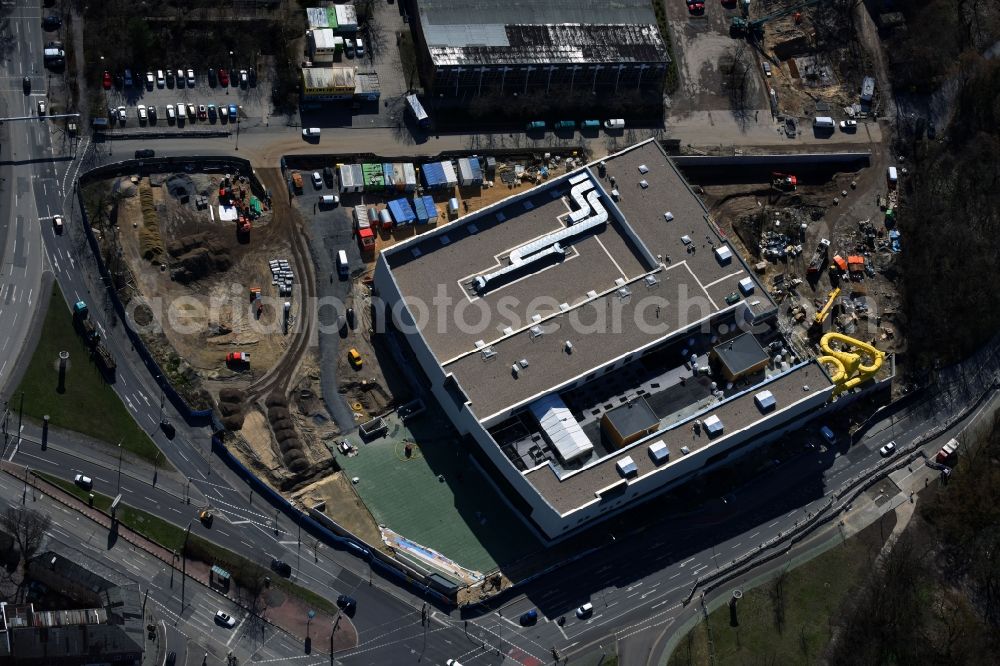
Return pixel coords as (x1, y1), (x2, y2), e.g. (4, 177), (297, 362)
(2, 462), (356, 651)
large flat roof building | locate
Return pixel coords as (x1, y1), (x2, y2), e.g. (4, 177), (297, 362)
(412, 0), (669, 102)
(375, 140), (848, 539)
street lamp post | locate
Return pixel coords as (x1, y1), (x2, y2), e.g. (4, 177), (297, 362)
(235, 115), (240, 151)
(115, 438), (124, 494)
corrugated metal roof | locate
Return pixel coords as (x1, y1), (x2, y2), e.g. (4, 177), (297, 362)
(301, 66), (356, 89)
(428, 24), (667, 67)
(420, 0), (657, 28)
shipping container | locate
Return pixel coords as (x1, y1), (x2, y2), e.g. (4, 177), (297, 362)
(421, 195), (438, 224)
(383, 163), (397, 190)
(335, 4), (357, 32)
(582, 119), (600, 130)
(338, 164), (364, 193)
(422, 162), (446, 189)
(449, 197), (460, 216)
(388, 198), (416, 225)
(403, 163), (417, 191)
(554, 120), (576, 131)
(441, 161), (458, 188)
(362, 163), (384, 191)
(414, 197), (427, 224)
(353, 205), (368, 229)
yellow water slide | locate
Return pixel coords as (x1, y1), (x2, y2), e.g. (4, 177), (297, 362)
(817, 332), (885, 395)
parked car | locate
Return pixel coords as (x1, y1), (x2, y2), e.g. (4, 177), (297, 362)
(42, 15), (61, 30)
(166, 104), (176, 122)
(53, 215), (64, 234)
(336, 595), (357, 613)
(37, 100), (46, 116)
(355, 38), (364, 57)
(686, 0), (705, 15)
(229, 103), (238, 119)
(186, 68), (195, 86)
(23, 76), (31, 94)
(102, 71), (112, 89)
(207, 103), (217, 120)
(135, 149), (154, 159)
(207, 67), (217, 87)
(147, 105), (156, 121)
(165, 69), (174, 87)
(820, 425), (836, 445)
(124, 69), (133, 87)
(239, 69), (248, 87)
(145, 71), (154, 89)
(117, 106), (127, 123)
(270, 559), (292, 577)
(175, 69), (184, 88)
(839, 119), (858, 131)
(879, 441), (896, 457)
(348, 348), (362, 369)
(248, 67), (257, 86)
(519, 609), (539, 625)
(74, 474), (92, 490)
(137, 104), (147, 122)
(218, 68), (229, 86)
(576, 603), (593, 619)
(323, 166), (334, 186)
(312, 171), (323, 189)
(186, 103), (196, 119)
(215, 611), (236, 628)
(156, 70), (165, 87)
(302, 127), (321, 138)
(762, 61), (772, 77)
(197, 104), (207, 120)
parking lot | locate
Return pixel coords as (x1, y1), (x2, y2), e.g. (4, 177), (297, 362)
(99, 65), (273, 130)
(666, 2), (768, 114)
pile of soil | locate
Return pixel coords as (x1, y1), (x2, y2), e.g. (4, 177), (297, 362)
(167, 232), (232, 283)
(219, 387), (246, 430)
(267, 393), (309, 474)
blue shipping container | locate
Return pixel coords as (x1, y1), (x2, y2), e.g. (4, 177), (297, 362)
(388, 198), (416, 224)
(414, 197), (428, 223)
(421, 195), (438, 223)
(422, 162), (446, 188)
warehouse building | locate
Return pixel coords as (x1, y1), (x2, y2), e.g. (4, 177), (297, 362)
(374, 139), (879, 540)
(412, 0), (670, 101)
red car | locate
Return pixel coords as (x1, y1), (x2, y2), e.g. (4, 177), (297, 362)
(687, 0), (705, 14)
(102, 70), (112, 89)
(218, 68), (229, 87)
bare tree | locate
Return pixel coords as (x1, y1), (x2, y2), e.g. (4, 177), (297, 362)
(721, 42), (754, 128)
(1, 507), (52, 569)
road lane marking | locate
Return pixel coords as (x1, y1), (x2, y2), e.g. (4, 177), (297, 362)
(679, 557), (695, 567)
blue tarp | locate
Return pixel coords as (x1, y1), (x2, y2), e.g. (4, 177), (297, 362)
(388, 198), (416, 224)
(422, 161), (446, 188)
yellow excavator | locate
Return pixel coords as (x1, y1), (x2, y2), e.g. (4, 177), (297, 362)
(813, 287), (841, 326)
(817, 332), (885, 396)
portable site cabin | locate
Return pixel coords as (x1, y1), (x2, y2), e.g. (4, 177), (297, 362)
(335, 4), (357, 33)
(388, 198), (416, 225)
(405, 94), (430, 129)
(422, 162), (447, 189)
(457, 157), (483, 186)
(440, 161), (458, 188)
(338, 164), (364, 193)
(414, 195), (438, 224)
(362, 163), (385, 191)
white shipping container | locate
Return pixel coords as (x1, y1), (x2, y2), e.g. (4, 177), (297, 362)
(335, 4), (358, 32)
(403, 163), (417, 191)
(441, 161), (458, 187)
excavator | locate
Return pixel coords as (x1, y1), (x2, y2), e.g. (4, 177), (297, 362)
(812, 287), (840, 326)
(731, 0), (822, 42)
(771, 172), (797, 191)
(817, 332), (885, 396)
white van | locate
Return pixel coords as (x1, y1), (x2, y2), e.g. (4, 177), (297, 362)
(813, 116), (835, 129)
(604, 118), (625, 129)
(321, 194), (339, 207)
(355, 38), (364, 57)
(337, 250), (349, 278)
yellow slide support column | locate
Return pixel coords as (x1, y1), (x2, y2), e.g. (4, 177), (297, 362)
(818, 332), (885, 395)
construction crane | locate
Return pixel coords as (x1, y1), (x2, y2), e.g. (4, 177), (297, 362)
(731, 0), (823, 42)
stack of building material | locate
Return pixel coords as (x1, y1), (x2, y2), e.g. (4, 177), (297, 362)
(269, 259), (294, 297)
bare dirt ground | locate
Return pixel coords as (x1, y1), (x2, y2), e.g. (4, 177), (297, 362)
(111, 173), (294, 384)
(698, 157), (905, 380)
(292, 473), (384, 550)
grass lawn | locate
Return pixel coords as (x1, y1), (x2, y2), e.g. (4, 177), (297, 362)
(35, 471), (336, 614)
(16, 283), (160, 462)
(668, 515), (895, 666)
